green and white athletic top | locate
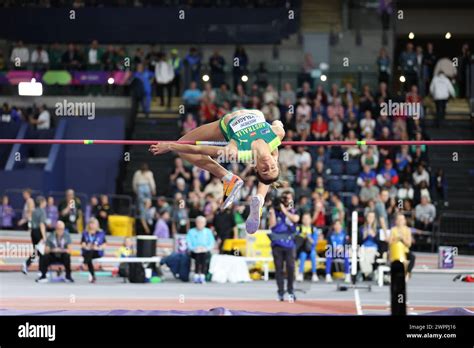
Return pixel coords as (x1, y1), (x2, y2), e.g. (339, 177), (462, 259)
(219, 109), (281, 162)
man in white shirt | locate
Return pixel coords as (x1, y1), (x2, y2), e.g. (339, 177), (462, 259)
(31, 104), (51, 130)
(294, 146), (312, 168)
(430, 71), (455, 127)
(87, 40), (102, 69)
(31, 45), (49, 71)
(155, 52), (174, 108)
(10, 41), (30, 68)
(412, 164), (430, 187)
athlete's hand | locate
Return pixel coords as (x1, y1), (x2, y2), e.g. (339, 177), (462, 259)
(149, 142), (170, 155)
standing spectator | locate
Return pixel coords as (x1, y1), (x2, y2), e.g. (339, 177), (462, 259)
(58, 189), (82, 234)
(101, 45), (117, 71)
(457, 43), (471, 98)
(232, 46), (248, 89)
(140, 198), (156, 235)
(301, 52), (316, 86)
(430, 71), (455, 127)
(415, 46), (425, 95)
(30, 104), (51, 130)
(171, 194), (190, 236)
(132, 163), (156, 223)
(423, 43), (437, 95)
(62, 43), (83, 70)
(97, 195), (112, 234)
(48, 42), (63, 69)
(213, 207), (237, 253)
(415, 196), (436, 231)
(132, 63), (154, 117)
(183, 47), (201, 86)
(22, 196), (47, 275)
(37, 221), (74, 283)
(186, 216), (215, 284)
(0, 195), (15, 229)
(182, 81), (202, 114)
(209, 50), (226, 88)
(374, 189), (390, 256)
(154, 209), (171, 238)
(45, 196), (58, 231)
(81, 217), (107, 283)
(433, 169), (448, 205)
(296, 212), (319, 282)
(30, 45), (49, 71)
(377, 47), (391, 83)
(10, 40), (29, 69)
(169, 48), (182, 97)
(399, 42), (417, 90)
(17, 188), (35, 231)
(325, 220), (350, 283)
(155, 52), (174, 109)
(268, 191), (299, 301)
(86, 39), (103, 70)
(390, 213), (416, 281)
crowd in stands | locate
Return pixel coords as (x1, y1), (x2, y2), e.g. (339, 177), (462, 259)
(1, 101), (52, 129)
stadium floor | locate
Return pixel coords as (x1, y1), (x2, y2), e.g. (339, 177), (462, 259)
(1, 272), (473, 315)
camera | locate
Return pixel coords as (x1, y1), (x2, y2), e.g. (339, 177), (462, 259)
(273, 191), (293, 211)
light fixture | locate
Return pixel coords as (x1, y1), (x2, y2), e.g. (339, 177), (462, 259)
(408, 32), (415, 40)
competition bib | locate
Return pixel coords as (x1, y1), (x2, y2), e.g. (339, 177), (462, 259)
(229, 112), (265, 133)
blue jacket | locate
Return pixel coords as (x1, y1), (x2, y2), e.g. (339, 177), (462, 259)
(186, 227), (215, 251)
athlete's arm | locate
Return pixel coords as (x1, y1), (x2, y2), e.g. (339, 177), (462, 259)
(271, 120), (285, 140)
(149, 142), (237, 159)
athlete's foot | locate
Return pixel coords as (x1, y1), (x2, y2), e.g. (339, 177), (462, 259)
(245, 195), (263, 234)
(221, 173), (243, 209)
(21, 262), (28, 275)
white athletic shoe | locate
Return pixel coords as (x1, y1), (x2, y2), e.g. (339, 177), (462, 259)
(199, 274), (206, 284)
(344, 273), (352, 283)
(325, 274), (333, 283)
(21, 262), (28, 275)
(193, 274), (200, 284)
(296, 273), (304, 282)
(222, 173), (244, 210)
(245, 195), (263, 234)
(312, 274), (319, 282)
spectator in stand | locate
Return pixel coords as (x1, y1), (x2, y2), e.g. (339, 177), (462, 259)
(280, 82), (296, 105)
(84, 196), (98, 226)
(360, 178), (380, 204)
(294, 146), (312, 169)
(199, 96), (218, 124)
(433, 169), (448, 205)
(209, 50), (226, 88)
(58, 189), (82, 234)
(325, 220), (350, 283)
(415, 196), (436, 231)
(262, 84), (278, 104)
(296, 212), (320, 282)
(312, 99), (327, 121)
(23, 196), (47, 275)
(30, 45), (49, 71)
(341, 82), (358, 107)
(201, 82), (216, 103)
(261, 100), (280, 122)
(168, 48), (182, 97)
(1, 103), (21, 123)
(295, 178), (312, 202)
(132, 63), (154, 116)
(62, 43), (83, 70)
(132, 47), (144, 68)
(154, 209), (171, 238)
(327, 83), (340, 105)
(140, 198), (156, 235)
(233, 83), (249, 106)
(96, 195), (112, 234)
(457, 43), (471, 99)
(10, 40), (29, 69)
(377, 47), (391, 83)
(399, 42), (417, 91)
(278, 144), (297, 170)
(38, 220), (74, 283)
(255, 61), (269, 89)
(390, 213), (416, 281)
(374, 189), (390, 256)
(215, 83), (233, 107)
(359, 211), (379, 279)
(357, 165), (377, 187)
(312, 194), (326, 228)
(0, 195), (15, 229)
(430, 70), (455, 127)
(377, 159), (399, 187)
(171, 193), (190, 236)
(48, 42), (63, 69)
(412, 163), (430, 188)
(86, 39), (103, 70)
(213, 207), (237, 253)
(415, 46), (425, 95)
(297, 81), (314, 100)
(182, 113), (197, 134)
(183, 47), (201, 85)
(314, 84), (328, 106)
(397, 180), (414, 201)
(187, 216), (215, 284)
(30, 104), (51, 130)
(169, 157), (192, 185)
(301, 52), (316, 85)
(361, 146), (379, 170)
(155, 52), (174, 109)
(132, 163), (156, 222)
(311, 114), (328, 140)
(395, 145), (413, 182)
(81, 217), (107, 283)
(360, 110), (376, 136)
(182, 81), (202, 114)
(45, 196), (58, 231)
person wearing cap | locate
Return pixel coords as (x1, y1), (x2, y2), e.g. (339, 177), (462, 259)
(376, 159), (399, 187)
(169, 48), (182, 97)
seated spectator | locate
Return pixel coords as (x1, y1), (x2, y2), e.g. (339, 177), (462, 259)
(182, 113), (197, 134)
(314, 176), (329, 201)
(0, 195), (15, 229)
(263, 84), (278, 104)
(433, 169), (448, 204)
(297, 81), (314, 100)
(327, 83), (340, 105)
(360, 110), (376, 135)
(280, 82), (296, 105)
(415, 196), (436, 231)
(312, 194), (326, 228)
(325, 220), (350, 283)
(330, 194), (345, 227)
(357, 165), (377, 187)
(154, 209), (171, 238)
(377, 159), (399, 186)
(182, 81), (202, 113)
(97, 194), (112, 234)
(359, 179), (380, 204)
(327, 99), (344, 120)
(395, 145), (413, 180)
(412, 164), (430, 187)
(204, 177), (223, 203)
(390, 213), (416, 281)
(115, 237), (135, 278)
(62, 43), (83, 70)
(359, 211), (379, 279)
(328, 115), (343, 136)
(375, 114), (392, 138)
(295, 178), (312, 201)
(186, 216), (215, 284)
(278, 145), (297, 170)
(296, 97), (311, 122)
(81, 217), (107, 283)
(217, 100), (231, 119)
(201, 82), (216, 103)
(294, 146), (312, 169)
(170, 157), (191, 184)
(311, 114), (328, 140)
(45, 196), (58, 231)
(296, 212), (320, 282)
(215, 83), (233, 107)
(37, 221), (74, 283)
(359, 84), (376, 114)
(397, 180), (414, 201)
(59, 189), (82, 234)
(314, 84), (328, 106)
(30, 45), (49, 71)
(233, 83), (249, 106)
(343, 111), (359, 136)
(199, 96), (218, 124)
(10, 40), (29, 68)
(341, 82), (358, 106)
(261, 100), (280, 122)
(343, 130), (361, 158)
(361, 146), (379, 171)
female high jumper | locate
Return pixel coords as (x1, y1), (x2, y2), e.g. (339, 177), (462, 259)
(149, 109), (285, 234)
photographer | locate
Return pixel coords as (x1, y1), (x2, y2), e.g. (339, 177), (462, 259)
(268, 190), (300, 302)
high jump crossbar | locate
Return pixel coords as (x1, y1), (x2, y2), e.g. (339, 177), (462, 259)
(1, 139), (474, 146)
